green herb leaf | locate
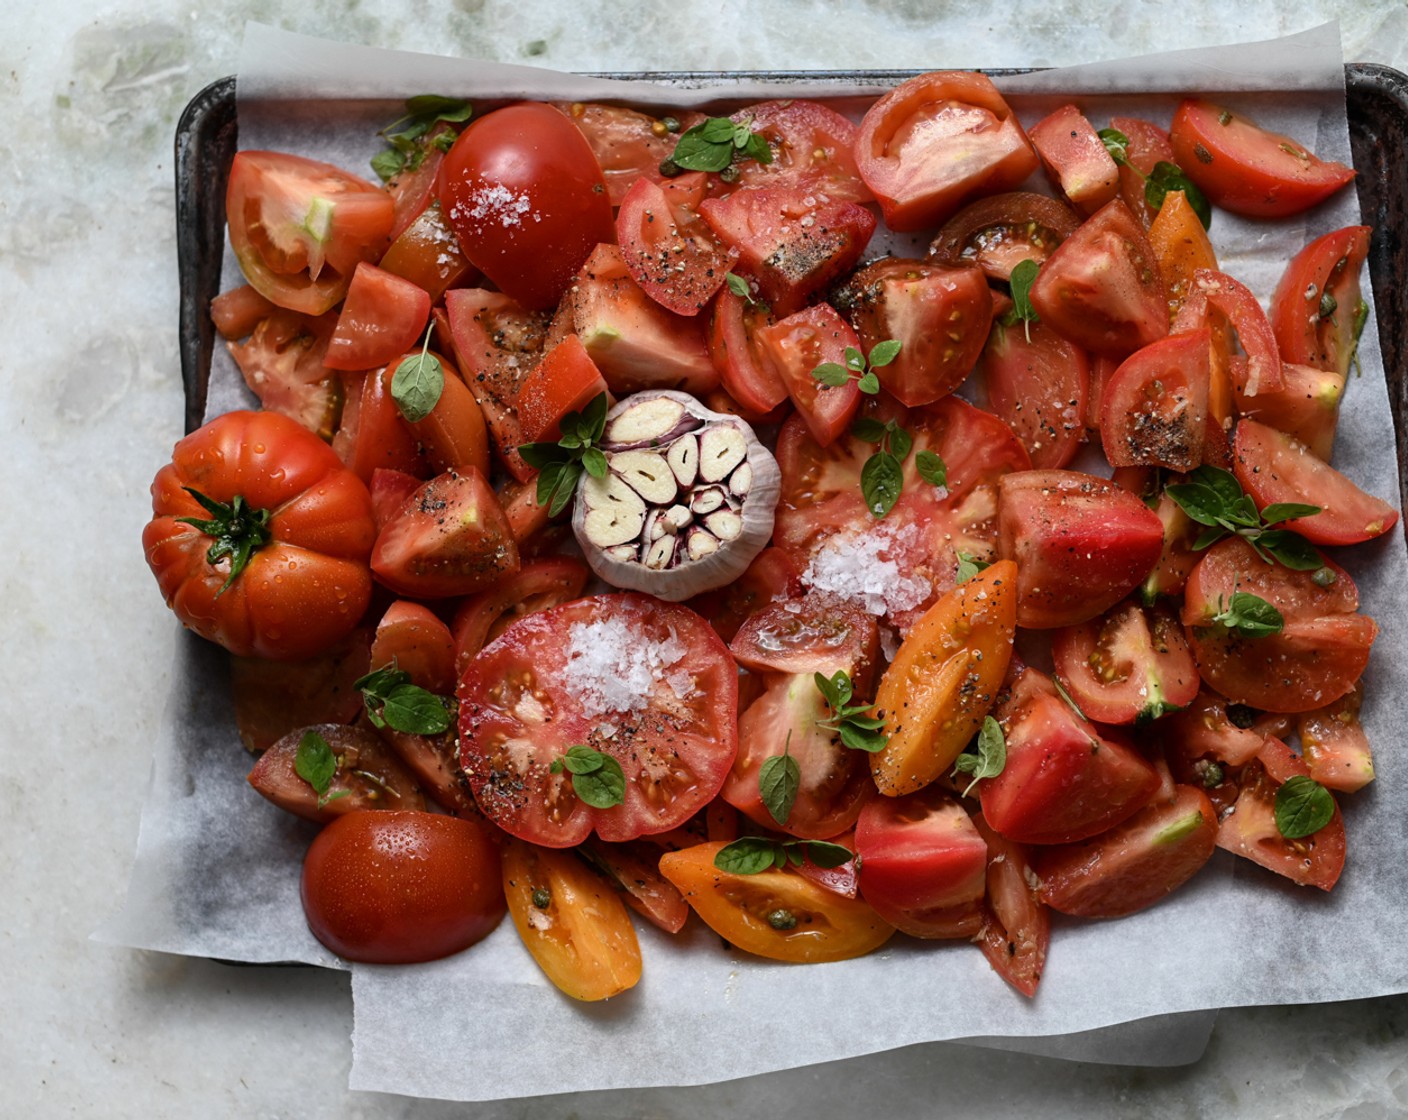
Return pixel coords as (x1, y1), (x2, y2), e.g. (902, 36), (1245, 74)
(805, 840), (855, 869)
(546, 460), (584, 518)
(838, 722), (888, 753)
(1145, 162), (1212, 229)
(1005, 258), (1041, 338)
(813, 362), (851, 388)
(294, 730), (350, 808)
(582, 446), (608, 480)
(555, 745), (626, 808)
(381, 685), (452, 735)
(1256, 530), (1325, 572)
(851, 417), (887, 443)
(915, 449), (947, 488)
(371, 148), (408, 182)
(1212, 591), (1284, 639)
(1099, 127), (1131, 165)
(1273, 774), (1336, 839)
(844, 347), (866, 372)
(814, 670), (852, 711)
(725, 272), (754, 302)
(671, 116), (771, 173)
(713, 836), (780, 875)
(951, 716), (1007, 796)
(390, 351), (445, 423)
(955, 550), (989, 584)
(861, 450), (903, 518)
(759, 745), (801, 826)
(1164, 466), (1321, 571)
(887, 425), (913, 463)
(403, 94), (473, 123)
(520, 392), (608, 515)
(856, 371), (881, 395)
(868, 339), (902, 368)
(1260, 502), (1321, 525)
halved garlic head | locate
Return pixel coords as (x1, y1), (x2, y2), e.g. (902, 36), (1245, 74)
(572, 390), (781, 601)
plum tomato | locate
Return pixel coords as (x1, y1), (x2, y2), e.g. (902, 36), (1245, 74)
(437, 102), (615, 309)
(301, 810), (504, 964)
(1051, 599), (1200, 725)
(996, 469), (1165, 629)
(1268, 226), (1370, 378)
(1147, 189), (1219, 321)
(1169, 99), (1355, 219)
(143, 410), (377, 661)
(871, 561), (1017, 797)
(855, 786), (988, 939)
(227, 150), (394, 316)
(1182, 536), (1377, 713)
(458, 594), (738, 846)
(855, 71), (1038, 232)
(1099, 328), (1211, 472)
(658, 841), (895, 963)
(928, 190), (1080, 282)
(501, 837), (643, 1000)
(978, 318), (1089, 469)
(248, 723), (427, 823)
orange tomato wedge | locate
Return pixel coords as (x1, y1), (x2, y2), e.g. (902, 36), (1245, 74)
(501, 838), (642, 1001)
(871, 559), (1017, 796)
(659, 841), (893, 963)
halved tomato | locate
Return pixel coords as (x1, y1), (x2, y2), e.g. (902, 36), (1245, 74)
(730, 595), (879, 681)
(578, 837), (691, 935)
(978, 318), (1089, 469)
(458, 595), (738, 846)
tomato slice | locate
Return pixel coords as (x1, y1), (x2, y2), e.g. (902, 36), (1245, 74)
(1215, 738), (1346, 890)
(835, 258), (993, 407)
(658, 841), (895, 963)
(981, 668), (1161, 845)
(247, 723), (426, 823)
(1032, 783), (1219, 918)
(227, 150), (394, 315)
(325, 263), (431, 372)
(1100, 329), (1211, 471)
(754, 303), (862, 447)
(501, 838), (643, 1000)
(928, 191), (1080, 282)
(1297, 684), (1374, 793)
(700, 187), (876, 317)
(775, 396), (1030, 632)
(997, 469), (1165, 629)
(458, 594), (738, 846)
(616, 173), (737, 316)
(1028, 104), (1120, 216)
(1182, 536), (1376, 713)
(730, 595), (880, 681)
(1169, 99), (1355, 219)
(1232, 419), (1398, 546)
(728, 99), (873, 203)
(685, 545), (802, 645)
(978, 318), (1089, 469)
(973, 816), (1048, 998)
(1171, 268), (1285, 399)
(1051, 599), (1200, 725)
(1268, 226), (1371, 377)
(855, 70), (1038, 232)
(1028, 199), (1168, 357)
(708, 287), (788, 415)
(855, 786), (987, 938)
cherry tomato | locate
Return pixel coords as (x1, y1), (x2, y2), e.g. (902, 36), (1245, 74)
(616, 172), (736, 316)
(997, 469), (1165, 629)
(458, 594), (738, 846)
(855, 786), (987, 938)
(144, 410), (376, 660)
(438, 102), (614, 310)
(855, 71), (1038, 232)
(775, 395), (1030, 632)
(978, 318), (1089, 469)
(301, 810), (504, 963)
(871, 561), (1017, 797)
(928, 191), (1080, 281)
(1028, 104), (1120, 216)
(248, 724), (427, 823)
(1268, 226), (1370, 377)
(501, 838), (643, 1000)
(835, 258), (993, 407)
(1169, 99), (1355, 219)
(227, 150), (394, 315)
(1182, 536), (1376, 713)
(324, 262), (431, 372)
(754, 303), (862, 447)
(658, 841), (895, 963)
(1099, 328), (1211, 472)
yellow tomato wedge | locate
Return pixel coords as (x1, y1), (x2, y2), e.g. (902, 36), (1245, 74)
(659, 841), (894, 963)
(501, 838), (642, 1001)
(870, 559), (1017, 796)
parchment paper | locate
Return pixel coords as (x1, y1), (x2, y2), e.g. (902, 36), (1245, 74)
(100, 20), (1408, 1102)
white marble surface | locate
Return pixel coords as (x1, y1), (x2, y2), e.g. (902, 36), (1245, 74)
(5, 2), (1408, 1116)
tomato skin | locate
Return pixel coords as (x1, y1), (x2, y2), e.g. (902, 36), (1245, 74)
(754, 303), (862, 447)
(855, 71), (1038, 232)
(301, 810), (504, 964)
(659, 841), (895, 963)
(997, 469), (1165, 630)
(835, 258), (993, 407)
(248, 723), (427, 823)
(144, 410), (376, 661)
(978, 319), (1089, 469)
(227, 151), (394, 316)
(1182, 536), (1376, 713)
(871, 561), (1017, 797)
(378, 200), (476, 303)
(394, 356), (491, 480)
(370, 468), (519, 599)
(324, 262), (431, 372)
(1232, 419), (1399, 546)
(438, 102), (614, 310)
(1051, 599), (1200, 725)
(1028, 104), (1120, 216)
(459, 594), (738, 847)
(1099, 329), (1210, 472)
(579, 837), (691, 934)
(855, 787), (987, 939)
(1215, 738), (1346, 890)
(1169, 99), (1355, 219)
(1172, 268), (1285, 399)
(1269, 226), (1370, 377)
(513, 333), (609, 444)
(501, 838), (642, 1000)
(616, 173), (736, 316)
(1028, 199), (1168, 357)
(1032, 783), (1218, 918)
(211, 284), (276, 340)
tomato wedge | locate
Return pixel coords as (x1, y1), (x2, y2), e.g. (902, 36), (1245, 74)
(1028, 104), (1120, 216)
(617, 173), (737, 316)
(1099, 329), (1210, 472)
(754, 303), (863, 447)
(928, 191), (1080, 281)
(978, 318), (1089, 469)
(973, 816), (1048, 998)
(1268, 226), (1371, 377)
(1297, 684), (1374, 793)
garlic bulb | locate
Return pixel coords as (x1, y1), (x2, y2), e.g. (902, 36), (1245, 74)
(572, 390), (781, 600)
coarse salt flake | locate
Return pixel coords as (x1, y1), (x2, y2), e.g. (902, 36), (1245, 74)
(467, 183), (534, 228)
(559, 617), (688, 719)
(802, 523), (932, 618)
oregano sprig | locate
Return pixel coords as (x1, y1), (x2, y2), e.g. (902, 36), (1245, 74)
(518, 392), (610, 517)
(1164, 465), (1324, 571)
(813, 339), (901, 397)
(813, 670), (888, 753)
(354, 665), (453, 735)
(1210, 591), (1284, 639)
(999, 258), (1041, 341)
(294, 730), (352, 809)
(713, 835), (855, 875)
(955, 550), (991, 585)
(665, 115), (773, 179)
(1098, 127), (1212, 229)
(550, 744), (626, 809)
(950, 716), (1007, 796)
(758, 730), (800, 826)
(725, 271), (768, 312)
(372, 95), (474, 182)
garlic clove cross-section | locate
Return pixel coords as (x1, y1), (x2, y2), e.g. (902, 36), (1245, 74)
(572, 390), (781, 601)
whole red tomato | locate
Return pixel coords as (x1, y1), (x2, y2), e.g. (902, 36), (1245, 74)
(301, 810), (506, 964)
(437, 102), (614, 310)
(143, 410), (376, 660)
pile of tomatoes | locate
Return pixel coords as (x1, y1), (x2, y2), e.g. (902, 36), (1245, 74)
(142, 69), (1397, 1001)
